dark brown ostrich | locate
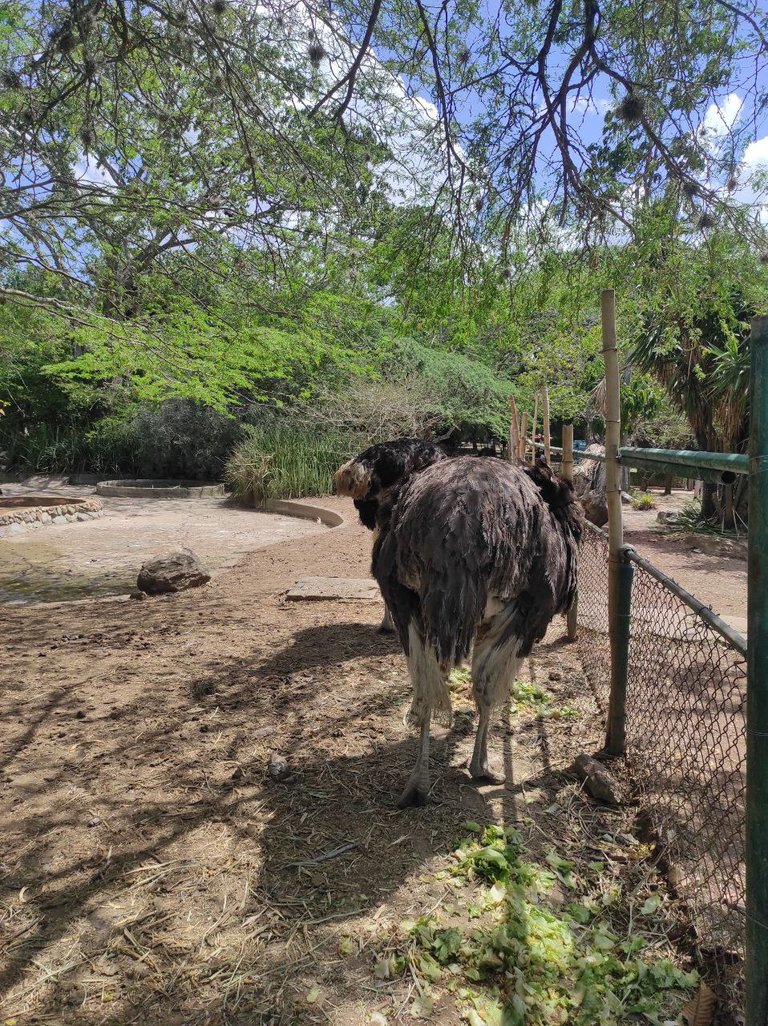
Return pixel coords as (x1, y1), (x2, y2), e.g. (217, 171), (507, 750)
(336, 438), (448, 633)
(335, 441), (583, 807)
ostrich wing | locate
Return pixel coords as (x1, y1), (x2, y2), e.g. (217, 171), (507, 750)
(374, 458), (579, 665)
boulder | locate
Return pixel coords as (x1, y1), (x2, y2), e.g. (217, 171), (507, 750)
(580, 488), (608, 527)
(572, 445), (608, 526)
(137, 549), (211, 595)
(573, 753), (623, 805)
(657, 510), (680, 525)
(572, 444), (606, 496)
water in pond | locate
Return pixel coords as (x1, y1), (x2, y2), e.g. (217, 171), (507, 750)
(0, 539), (137, 604)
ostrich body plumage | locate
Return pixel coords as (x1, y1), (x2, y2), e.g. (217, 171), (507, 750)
(335, 441), (583, 806)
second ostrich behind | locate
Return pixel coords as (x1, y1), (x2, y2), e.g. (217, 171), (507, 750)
(336, 441), (583, 807)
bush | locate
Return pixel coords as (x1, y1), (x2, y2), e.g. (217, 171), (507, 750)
(0, 399), (243, 479)
(631, 492), (656, 511)
(114, 401), (243, 479)
(382, 339), (515, 441)
(671, 497), (719, 534)
(225, 421), (365, 501)
(303, 378), (436, 441)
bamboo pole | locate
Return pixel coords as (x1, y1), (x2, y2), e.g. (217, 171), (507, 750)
(562, 423), (577, 641)
(531, 395), (539, 463)
(519, 412), (528, 461)
(602, 288), (631, 757)
(508, 396), (520, 462)
(543, 388), (551, 465)
(562, 423), (574, 483)
(746, 314), (768, 1026)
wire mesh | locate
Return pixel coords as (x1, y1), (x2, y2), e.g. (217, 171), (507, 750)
(574, 524), (746, 1010)
(573, 525), (611, 714)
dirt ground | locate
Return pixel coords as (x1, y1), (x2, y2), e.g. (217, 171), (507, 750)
(0, 480), (325, 604)
(621, 491), (747, 635)
(0, 489), (743, 1024)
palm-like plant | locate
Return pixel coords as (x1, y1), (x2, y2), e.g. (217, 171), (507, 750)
(632, 298), (751, 524)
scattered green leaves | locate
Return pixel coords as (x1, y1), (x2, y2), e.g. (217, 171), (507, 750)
(368, 824), (697, 1026)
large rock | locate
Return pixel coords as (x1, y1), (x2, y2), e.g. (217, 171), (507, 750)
(137, 549), (211, 595)
(580, 488), (608, 527)
(573, 753), (623, 805)
(572, 445), (608, 526)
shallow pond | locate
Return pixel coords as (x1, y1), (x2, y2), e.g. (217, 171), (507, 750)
(0, 540), (137, 604)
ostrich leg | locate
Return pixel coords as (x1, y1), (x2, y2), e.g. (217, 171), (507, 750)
(469, 611), (522, 783)
(469, 698), (506, 783)
(398, 713), (431, 807)
(398, 624), (452, 807)
(379, 599), (395, 633)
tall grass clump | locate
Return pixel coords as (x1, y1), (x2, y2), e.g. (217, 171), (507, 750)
(225, 422), (364, 502)
(630, 491), (656, 510)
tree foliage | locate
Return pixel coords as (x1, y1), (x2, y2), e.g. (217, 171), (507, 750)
(0, 0), (765, 478)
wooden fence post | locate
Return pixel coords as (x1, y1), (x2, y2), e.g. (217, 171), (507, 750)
(531, 395), (539, 462)
(562, 423), (578, 641)
(543, 388), (551, 466)
(519, 412), (528, 461)
(509, 397), (520, 462)
(602, 289), (631, 757)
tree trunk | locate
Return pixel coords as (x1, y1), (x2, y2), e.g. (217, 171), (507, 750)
(701, 481), (717, 520)
(694, 428), (719, 522)
(663, 475), (672, 496)
(724, 484), (735, 530)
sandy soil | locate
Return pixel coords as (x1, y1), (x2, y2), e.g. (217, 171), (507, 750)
(0, 487), (745, 1024)
(0, 495), (621, 1026)
(0, 482), (325, 604)
(621, 491), (747, 635)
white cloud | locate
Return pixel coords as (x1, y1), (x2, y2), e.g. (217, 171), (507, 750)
(743, 135), (768, 170)
(570, 96), (611, 116)
(73, 154), (116, 190)
(702, 92), (744, 139)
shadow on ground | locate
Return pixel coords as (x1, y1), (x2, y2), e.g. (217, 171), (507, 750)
(1, 618), (575, 1025)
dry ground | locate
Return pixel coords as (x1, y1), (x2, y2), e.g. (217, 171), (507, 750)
(622, 491), (747, 635)
(0, 493), (734, 1024)
(0, 480), (325, 604)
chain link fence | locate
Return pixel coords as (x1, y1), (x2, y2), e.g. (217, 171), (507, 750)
(574, 523), (747, 1010)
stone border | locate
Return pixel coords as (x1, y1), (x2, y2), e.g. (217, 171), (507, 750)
(260, 498), (344, 528)
(0, 496), (104, 532)
(97, 479), (226, 498)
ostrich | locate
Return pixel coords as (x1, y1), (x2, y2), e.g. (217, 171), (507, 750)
(336, 438), (448, 634)
(335, 441), (583, 807)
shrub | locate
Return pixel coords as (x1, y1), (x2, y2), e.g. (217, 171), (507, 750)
(0, 399), (243, 478)
(671, 497), (716, 534)
(122, 401), (243, 479)
(631, 492), (656, 510)
(303, 378), (437, 441)
(225, 421), (365, 501)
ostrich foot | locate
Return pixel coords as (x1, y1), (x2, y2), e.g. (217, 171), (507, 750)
(379, 605), (395, 634)
(469, 756), (506, 785)
(398, 772), (430, 807)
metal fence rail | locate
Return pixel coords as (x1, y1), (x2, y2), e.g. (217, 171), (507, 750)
(574, 524), (747, 1008)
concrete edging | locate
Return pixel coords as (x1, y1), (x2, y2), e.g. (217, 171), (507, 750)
(259, 498), (345, 528)
(97, 479), (226, 498)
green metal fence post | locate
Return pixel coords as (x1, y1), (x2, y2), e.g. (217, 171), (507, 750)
(606, 551), (633, 756)
(601, 288), (629, 757)
(746, 314), (768, 1026)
